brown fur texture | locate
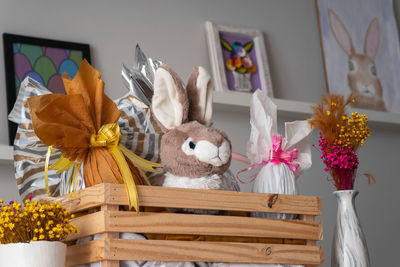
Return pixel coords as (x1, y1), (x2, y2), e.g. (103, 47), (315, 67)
(160, 121), (231, 178)
(152, 65), (232, 179)
(186, 67), (205, 124)
(152, 65), (190, 132)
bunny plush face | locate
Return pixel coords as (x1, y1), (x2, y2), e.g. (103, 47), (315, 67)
(328, 9), (387, 111)
(161, 121), (231, 177)
(152, 65), (231, 181)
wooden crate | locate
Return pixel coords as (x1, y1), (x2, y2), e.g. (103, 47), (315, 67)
(50, 183), (323, 266)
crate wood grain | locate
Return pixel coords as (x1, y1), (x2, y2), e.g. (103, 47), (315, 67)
(46, 183), (323, 266)
(66, 211), (322, 242)
(67, 239), (323, 266)
(52, 183), (322, 215)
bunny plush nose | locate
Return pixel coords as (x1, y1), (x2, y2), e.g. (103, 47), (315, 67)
(196, 139), (231, 166)
(187, 139), (230, 166)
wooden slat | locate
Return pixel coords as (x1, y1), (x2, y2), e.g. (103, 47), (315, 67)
(101, 205), (120, 266)
(300, 215), (321, 245)
(300, 215), (322, 267)
(41, 183), (107, 213)
(52, 183), (321, 215)
(109, 211), (322, 240)
(66, 211), (105, 241)
(67, 239), (323, 265)
(100, 260), (119, 267)
(51, 183), (322, 215)
(110, 239), (323, 265)
(66, 239), (106, 266)
(134, 185), (321, 215)
(67, 210), (322, 241)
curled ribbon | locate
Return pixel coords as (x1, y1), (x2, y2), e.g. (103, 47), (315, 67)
(45, 123), (162, 213)
(236, 135), (299, 184)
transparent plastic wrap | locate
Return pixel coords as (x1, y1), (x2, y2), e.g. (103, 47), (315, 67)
(8, 77), (83, 200)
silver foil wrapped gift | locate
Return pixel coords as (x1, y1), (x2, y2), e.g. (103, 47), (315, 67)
(121, 44), (162, 107)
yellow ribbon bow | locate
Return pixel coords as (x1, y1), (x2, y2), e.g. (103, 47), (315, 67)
(45, 123), (162, 212)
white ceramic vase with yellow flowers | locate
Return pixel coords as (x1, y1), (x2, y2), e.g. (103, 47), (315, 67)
(0, 196), (78, 267)
(310, 94), (372, 267)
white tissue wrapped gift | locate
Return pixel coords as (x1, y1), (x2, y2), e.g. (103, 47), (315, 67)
(247, 90), (312, 219)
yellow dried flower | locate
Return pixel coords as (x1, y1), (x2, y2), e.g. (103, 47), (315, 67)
(0, 199), (78, 244)
(336, 113), (370, 150)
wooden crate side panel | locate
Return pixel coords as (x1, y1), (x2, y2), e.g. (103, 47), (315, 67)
(110, 184), (322, 215)
(300, 214), (324, 245)
(49, 183), (321, 215)
(66, 211), (106, 241)
(106, 211), (322, 241)
(66, 239), (106, 266)
(42, 183), (107, 213)
(107, 239), (324, 265)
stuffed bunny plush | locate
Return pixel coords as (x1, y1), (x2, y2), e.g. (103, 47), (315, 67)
(328, 9), (386, 111)
(151, 65), (233, 194)
(151, 65), (239, 216)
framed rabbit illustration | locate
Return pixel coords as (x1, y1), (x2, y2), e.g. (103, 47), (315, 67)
(316, 0), (400, 113)
(205, 21), (273, 96)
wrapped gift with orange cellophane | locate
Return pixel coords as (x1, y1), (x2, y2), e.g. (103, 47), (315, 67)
(9, 59), (162, 211)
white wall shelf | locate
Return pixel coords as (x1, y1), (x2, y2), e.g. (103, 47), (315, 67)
(0, 91), (397, 162)
(0, 144), (13, 163)
(213, 91), (400, 128)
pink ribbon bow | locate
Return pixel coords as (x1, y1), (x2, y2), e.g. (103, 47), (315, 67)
(236, 135), (300, 184)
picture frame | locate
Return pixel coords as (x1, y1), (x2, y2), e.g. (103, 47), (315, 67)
(3, 33), (91, 145)
(316, 0), (400, 113)
(205, 21), (273, 96)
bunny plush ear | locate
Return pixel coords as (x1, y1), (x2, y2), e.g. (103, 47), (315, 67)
(328, 9), (355, 56)
(152, 66), (189, 131)
(364, 17), (380, 59)
(186, 66), (213, 126)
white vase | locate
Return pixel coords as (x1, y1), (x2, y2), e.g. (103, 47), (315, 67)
(0, 240), (66, 267)
(331, 190), (371, 267)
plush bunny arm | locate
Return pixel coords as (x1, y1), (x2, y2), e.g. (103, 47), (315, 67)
(246, 90), (278, 163)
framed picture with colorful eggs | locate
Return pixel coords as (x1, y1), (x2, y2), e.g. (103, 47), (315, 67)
(205, 21), (273, 96)
(3, 33), (90, 145)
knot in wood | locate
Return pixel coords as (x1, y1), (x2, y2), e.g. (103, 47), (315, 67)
(267, 194), (278, 208)
(265, 246), (272, 256)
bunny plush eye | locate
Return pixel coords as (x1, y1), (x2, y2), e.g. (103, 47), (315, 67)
(348, 60), (357, 73)
(369, 64), (377, 76)
(189, 141), (196, 149)
(182, 137), (196, 155)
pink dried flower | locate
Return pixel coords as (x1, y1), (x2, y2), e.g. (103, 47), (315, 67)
(318, 133), (359, 190)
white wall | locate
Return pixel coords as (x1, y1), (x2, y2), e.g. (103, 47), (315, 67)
(0, 0), (399, 266)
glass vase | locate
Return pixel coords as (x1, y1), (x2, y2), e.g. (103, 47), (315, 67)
(331, 190), (371, 267)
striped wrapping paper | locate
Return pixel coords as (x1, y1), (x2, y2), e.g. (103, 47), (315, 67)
(8, 76), (161, 200)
